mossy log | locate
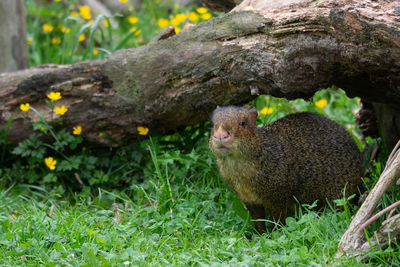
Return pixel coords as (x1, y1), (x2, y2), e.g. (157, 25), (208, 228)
(0, 0), (399, 146)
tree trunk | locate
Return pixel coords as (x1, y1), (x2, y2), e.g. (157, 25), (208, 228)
(373, 103), (400, 151)
(0, 0), (28, 73)
(0, 0), (399, 147)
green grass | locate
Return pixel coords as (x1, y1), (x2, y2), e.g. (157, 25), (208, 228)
(1, 149), (396, 266)
(0, 0), (398, 265)
(0, 166), (364, 266)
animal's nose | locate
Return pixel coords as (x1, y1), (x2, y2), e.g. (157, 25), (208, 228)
(213, 126), (230, 141)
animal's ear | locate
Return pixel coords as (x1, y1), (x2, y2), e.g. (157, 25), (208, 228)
(247, 106), (258, 123)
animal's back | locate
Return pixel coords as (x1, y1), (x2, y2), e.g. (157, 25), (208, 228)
(260, 112), (363, 206)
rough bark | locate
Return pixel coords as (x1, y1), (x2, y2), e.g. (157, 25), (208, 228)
(358, 214), (400, 254)
(201, 0), (240, 12)
(0, 0), (28, 73)
(0, 0), (399, 146)
(373, 103), (400, 151)
(355, 102), (379, 139)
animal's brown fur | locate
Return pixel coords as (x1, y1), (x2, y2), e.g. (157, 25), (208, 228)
(209, 106), (363, 234)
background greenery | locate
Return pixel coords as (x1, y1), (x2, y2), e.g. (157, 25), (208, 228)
(0, 0), (397, 265)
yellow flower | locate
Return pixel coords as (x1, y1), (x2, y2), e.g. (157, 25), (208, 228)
(128, 16), (139, 24)
(47, 92), (61, 101)
(45, 157), (57, 170)
(56, 105), (68, 115)
(315, 99), (328, 109)
(196, 7), (208, 14)
(70, 11), (78, 17)
(43, 24), (54, 33)
(129, 27), (137, 32)
(187, 12), (199, 22)
(170, 17), (180, 27)
(27, 37), (33, 46)
(201, 13), (212, 20)
(134, 29), (141, 36)
(73, 126), (82, 135)
(357, 98), (361, 102)
(79, 5), (91, 20)
(93, 49), (99, 55)
(175, 27), (181, 34)
(102, 20), (109, 27)
(137, 126), (149, 135)
(55, 0), (61, 2)
(61, 26), (71, 34)
(158, 18), (169, 28)
(175, 13), (186, 23)
(260, 107), (274, 115)
(47, 91), (62, 101)
(20, 103), (30, 112)
(78, 34), (85, 42)
(51, 37), (61, 45)
(120, 0), (128, 3)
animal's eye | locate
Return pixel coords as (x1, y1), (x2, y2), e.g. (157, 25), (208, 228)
(239, 121), (246, 127)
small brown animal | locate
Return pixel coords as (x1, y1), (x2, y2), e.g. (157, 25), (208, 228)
(209, 106), (363, 234)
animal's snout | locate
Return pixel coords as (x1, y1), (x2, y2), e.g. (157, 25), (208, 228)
(213, 126), (230, 142)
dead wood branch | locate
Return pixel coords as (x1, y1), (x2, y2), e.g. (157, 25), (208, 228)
(361, 200), (400, 230)
(358, 214), (400, 254)
(337, 140), (400, 259)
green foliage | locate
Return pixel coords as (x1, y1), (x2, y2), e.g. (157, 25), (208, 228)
(2, 95), (143, 191)
(9, 101), (84, 188)
(252, 88), (363, 149)
(25, 0), (215, 66)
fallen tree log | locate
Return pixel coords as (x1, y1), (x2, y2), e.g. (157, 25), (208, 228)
(201, 0), (240, 12)
(0, 0), (399, 146)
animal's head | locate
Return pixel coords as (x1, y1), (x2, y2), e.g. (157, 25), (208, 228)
(209, 106), (259, 158)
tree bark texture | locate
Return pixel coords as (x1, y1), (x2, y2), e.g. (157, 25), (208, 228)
(0, 0), (28, 73)
(200, 0), (241, 12)
(0, 0), (399, 146)
(372, 103), (400, 151)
